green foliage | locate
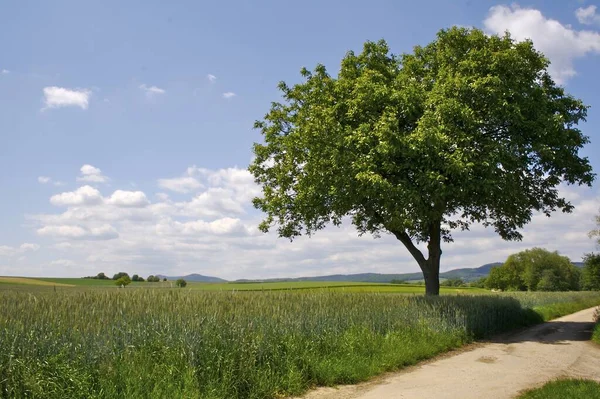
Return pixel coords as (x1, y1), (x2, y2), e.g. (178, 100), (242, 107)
(441, 278), (465, 287)
(249, 27), (594, 296)
(175, 279), (187, 288)
(146, 275), (160, 283)
(1, 290), (599, 399)
(581, 253), (600, 290)
(470, 277), (487, 288)
(131, 274), (140, 282)
(517, 379), (600, 399)
(163, 277), (167, 282)
(389, 279), (407, 284)
(115, 276), (131, 287)
(485, 248), (580, 291)
(112, 272), (129, 281)
(589, 210), (600, 247)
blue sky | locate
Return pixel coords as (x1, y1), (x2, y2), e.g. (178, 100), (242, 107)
(1, 0), (599, 279)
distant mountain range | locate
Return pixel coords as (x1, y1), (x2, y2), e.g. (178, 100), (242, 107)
(162, 262), (586, 283)
(157, 273), (227, 283)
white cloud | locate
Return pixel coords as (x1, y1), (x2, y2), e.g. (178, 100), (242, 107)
(576, 5), (600, 25)
(50, 186), (104, 206)
(483, 4), (600, 84)
(42, 86), (91, 110)
(207, 74), (217, 83)
(156, 192), (170, 201)
(37, 224), (119, 240)
(139, 84), (166, 96)
(15, 162), (599, 280)
(222, 92), (236, 99)
(157, 168), (204, 193)
(106, 190), (150, 208)
(77, 164), (109, 183)
(1, 69), (9, 74)
(0, 243), (40, 257)
(50, 259), (76, 267)
(38, 176), (65, 186)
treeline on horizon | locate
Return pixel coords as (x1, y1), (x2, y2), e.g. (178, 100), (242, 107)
(83, 272), (166, 283)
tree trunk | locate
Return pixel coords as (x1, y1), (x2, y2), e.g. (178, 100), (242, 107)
(391, 220), (442, 296)
(422, 258), (440, 296)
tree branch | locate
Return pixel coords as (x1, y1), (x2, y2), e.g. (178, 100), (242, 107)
(390, 229), (427, 267)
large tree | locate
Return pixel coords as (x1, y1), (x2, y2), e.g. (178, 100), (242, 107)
(249, 27), (594, 295)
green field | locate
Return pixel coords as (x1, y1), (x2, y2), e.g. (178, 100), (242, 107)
(1, 286), (600, 399)
(1, 277), (487, 294)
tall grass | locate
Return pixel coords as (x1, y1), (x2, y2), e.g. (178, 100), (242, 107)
(1, 290), (599, 399)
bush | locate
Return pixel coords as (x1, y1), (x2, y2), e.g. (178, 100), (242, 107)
(146, 275), (160, 283)
(441, 278), (465, 287)
(389, 279), (407, 284)
(176, 279), (187, 288)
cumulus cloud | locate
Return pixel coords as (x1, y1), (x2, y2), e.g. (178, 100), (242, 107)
(222, 92), (236, 99)
(139, 84), (166, 97)
(106, 190), (150, 208)
(37, 224), (119, 240)
(0, 243), (40, 257)
(483, 4), (600, 84)
(50, 259), (76, 267)
(15, 162), (599, 280)
(38, 176), (65, 186)
(576, 5), (600, 26)
(42, 86), (91, 110)
(207, 74), (217, 82)
(77, 164), (109, 183)
(50, 186), (104, 206)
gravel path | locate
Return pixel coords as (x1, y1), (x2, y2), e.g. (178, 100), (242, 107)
(297, 307), (600, 399)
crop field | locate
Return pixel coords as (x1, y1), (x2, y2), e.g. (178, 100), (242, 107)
(0, 277), (73, 287)
(0, 277), (487, 294)
(1, 287), (600, 399)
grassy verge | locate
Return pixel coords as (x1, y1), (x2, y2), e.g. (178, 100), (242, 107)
(517, 379), (600, 399)
(0, 290), (599, 399)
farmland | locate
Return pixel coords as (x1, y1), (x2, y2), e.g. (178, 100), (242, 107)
(1, 284), (600, 399)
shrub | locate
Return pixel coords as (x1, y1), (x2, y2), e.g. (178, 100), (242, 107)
(176, 279), (187, 288)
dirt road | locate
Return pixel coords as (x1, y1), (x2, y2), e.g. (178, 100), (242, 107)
(299, 307), (600, 399)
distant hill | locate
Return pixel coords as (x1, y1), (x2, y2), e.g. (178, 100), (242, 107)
(161, 261), (586, 284)
(158, 273), (227, 283)
(235, 261), (586, 284)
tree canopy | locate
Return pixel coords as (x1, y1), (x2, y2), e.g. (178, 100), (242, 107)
(581, 253), (600, 291)
(485, 248), (580, 291)
(249, 27), (595, 295)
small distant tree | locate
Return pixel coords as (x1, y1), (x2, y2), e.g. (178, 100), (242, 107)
(95, 272), (106, 280)
(147, 275), (160, 283)
(582, 253), (600, 291)
(176, 279), (187, 288)
(132, 274), (140, 282)
(390, 279), (407, 284)
(163, 277), (167, 282)
(112, 272), (130, 281)
(115, 276), (131, 287)
(137, 276), (145, 282)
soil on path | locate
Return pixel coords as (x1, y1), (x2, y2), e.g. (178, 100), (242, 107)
(296, 307), (600, 399)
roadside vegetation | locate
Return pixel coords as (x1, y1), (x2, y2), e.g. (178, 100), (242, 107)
(517, 379), (600, 399)
(1, 289), (600, 399)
